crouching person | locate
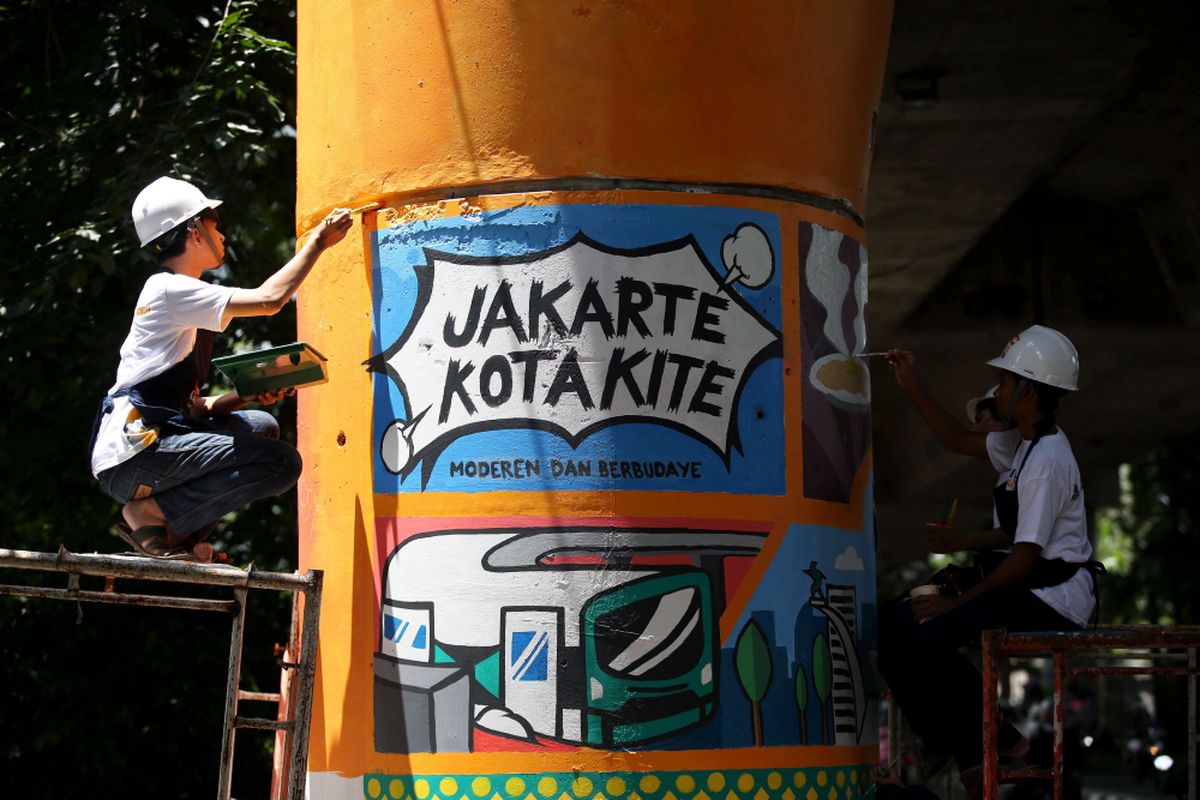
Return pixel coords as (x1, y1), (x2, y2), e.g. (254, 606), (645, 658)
(89, 176), (351, 560)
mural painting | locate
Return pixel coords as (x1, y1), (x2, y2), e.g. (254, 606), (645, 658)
(725, 515), (878, 750)
(372, 522), (767, 753)
(342, 196), (878, 799)
(370, 509), (877, 757)
(363, 203), (877, 761)
(800, 223), (872, 503)
(366, 204), (785, 495)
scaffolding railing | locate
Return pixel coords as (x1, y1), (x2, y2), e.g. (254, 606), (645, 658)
(0, 546), (323, 800)
(982, 626), (1200, 800)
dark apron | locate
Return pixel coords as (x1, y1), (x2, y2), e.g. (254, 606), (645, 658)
(89, 328), (218, 462)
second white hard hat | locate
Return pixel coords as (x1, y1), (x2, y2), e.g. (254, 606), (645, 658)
(966, 384), (999, 423)
(986, 324), (1080, 391)
(131, 176), (222, 247)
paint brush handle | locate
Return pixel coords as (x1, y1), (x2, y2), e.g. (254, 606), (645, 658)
(945, 497), (958, 526)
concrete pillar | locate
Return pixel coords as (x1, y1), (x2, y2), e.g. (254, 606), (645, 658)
(295, 3), (892, 798)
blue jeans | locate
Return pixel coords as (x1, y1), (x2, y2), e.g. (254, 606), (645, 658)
(97, 410), (302, 535)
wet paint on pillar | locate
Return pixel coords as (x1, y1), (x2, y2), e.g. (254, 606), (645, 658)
(307, 190), (878, 800)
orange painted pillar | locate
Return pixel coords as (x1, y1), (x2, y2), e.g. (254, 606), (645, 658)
(295, 3), (892, 799)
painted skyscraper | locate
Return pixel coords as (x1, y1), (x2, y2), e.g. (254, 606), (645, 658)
(822, 585), (865, 745)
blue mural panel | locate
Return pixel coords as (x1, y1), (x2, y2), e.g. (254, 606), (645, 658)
(367, 204), (784, 494)
(716, 492), (878, 749)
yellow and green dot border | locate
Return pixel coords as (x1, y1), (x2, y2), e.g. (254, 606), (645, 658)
(364, 767), (874, 800)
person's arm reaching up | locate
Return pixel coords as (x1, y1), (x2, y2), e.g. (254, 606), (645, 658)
(221, 210), (353, 325)
(888, 349), (989, 460)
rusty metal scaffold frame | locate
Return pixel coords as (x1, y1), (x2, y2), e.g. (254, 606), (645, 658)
(981, 626), (1200, 800)
(0, 546), (323, 800)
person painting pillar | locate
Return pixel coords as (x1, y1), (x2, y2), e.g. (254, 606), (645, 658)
(294, 3), (893, 798)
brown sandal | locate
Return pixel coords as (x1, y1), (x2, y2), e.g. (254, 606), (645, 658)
(113, 521), (193, 560)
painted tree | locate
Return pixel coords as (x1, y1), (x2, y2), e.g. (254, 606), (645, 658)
(793, 663), (809, 745)
(812, 633), (833, 744)
(734, 619), (773, 746)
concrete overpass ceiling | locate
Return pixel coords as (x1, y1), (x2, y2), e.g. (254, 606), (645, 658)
(867, 1), (1200, 567)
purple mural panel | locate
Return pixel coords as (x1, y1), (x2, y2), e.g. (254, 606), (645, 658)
(799, 223), (872, 503)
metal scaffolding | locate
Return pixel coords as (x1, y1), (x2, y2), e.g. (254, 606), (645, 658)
(982, 626), (1200, 800)
(0, 546), (323, 800)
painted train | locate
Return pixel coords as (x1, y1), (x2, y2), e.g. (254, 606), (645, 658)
(374, 528), (765, 753)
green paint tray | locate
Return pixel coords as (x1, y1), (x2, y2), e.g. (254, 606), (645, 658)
(212, 342), (328, 396)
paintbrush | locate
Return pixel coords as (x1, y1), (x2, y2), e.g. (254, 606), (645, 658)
(324, 202), (380, 221)
(945, 497), (958, 526)
(855, 350), (911, 359)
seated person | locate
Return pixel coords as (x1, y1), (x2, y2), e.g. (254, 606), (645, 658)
(877, 326), (1099, 795)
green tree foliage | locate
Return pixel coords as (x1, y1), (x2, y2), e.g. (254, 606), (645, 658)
(1095, 433), (1200, 626)
(0, 2), (302, 795)
(812, 633), (832, 744)
(734, 619), (772, 745)
(793, 663), (809, 745)
(1095, 433), (1200, 774)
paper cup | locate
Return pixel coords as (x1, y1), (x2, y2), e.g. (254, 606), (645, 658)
(909, 584), (941, 600)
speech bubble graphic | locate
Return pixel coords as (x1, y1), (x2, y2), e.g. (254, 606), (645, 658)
(367, 231), (781, 486)
(721, 223), (775, 289)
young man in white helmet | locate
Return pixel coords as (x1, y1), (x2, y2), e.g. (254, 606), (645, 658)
(89, 176), (353, 559)
(877, 325), (1101, 793)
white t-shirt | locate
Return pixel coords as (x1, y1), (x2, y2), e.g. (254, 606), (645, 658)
(986, 427), (1095, 626)
(91, 271), (235, 476)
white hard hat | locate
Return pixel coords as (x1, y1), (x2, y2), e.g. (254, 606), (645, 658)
(131, 176), (222, 247)
(986, 324), (1080, 391)
(966, 384), (999, 423)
